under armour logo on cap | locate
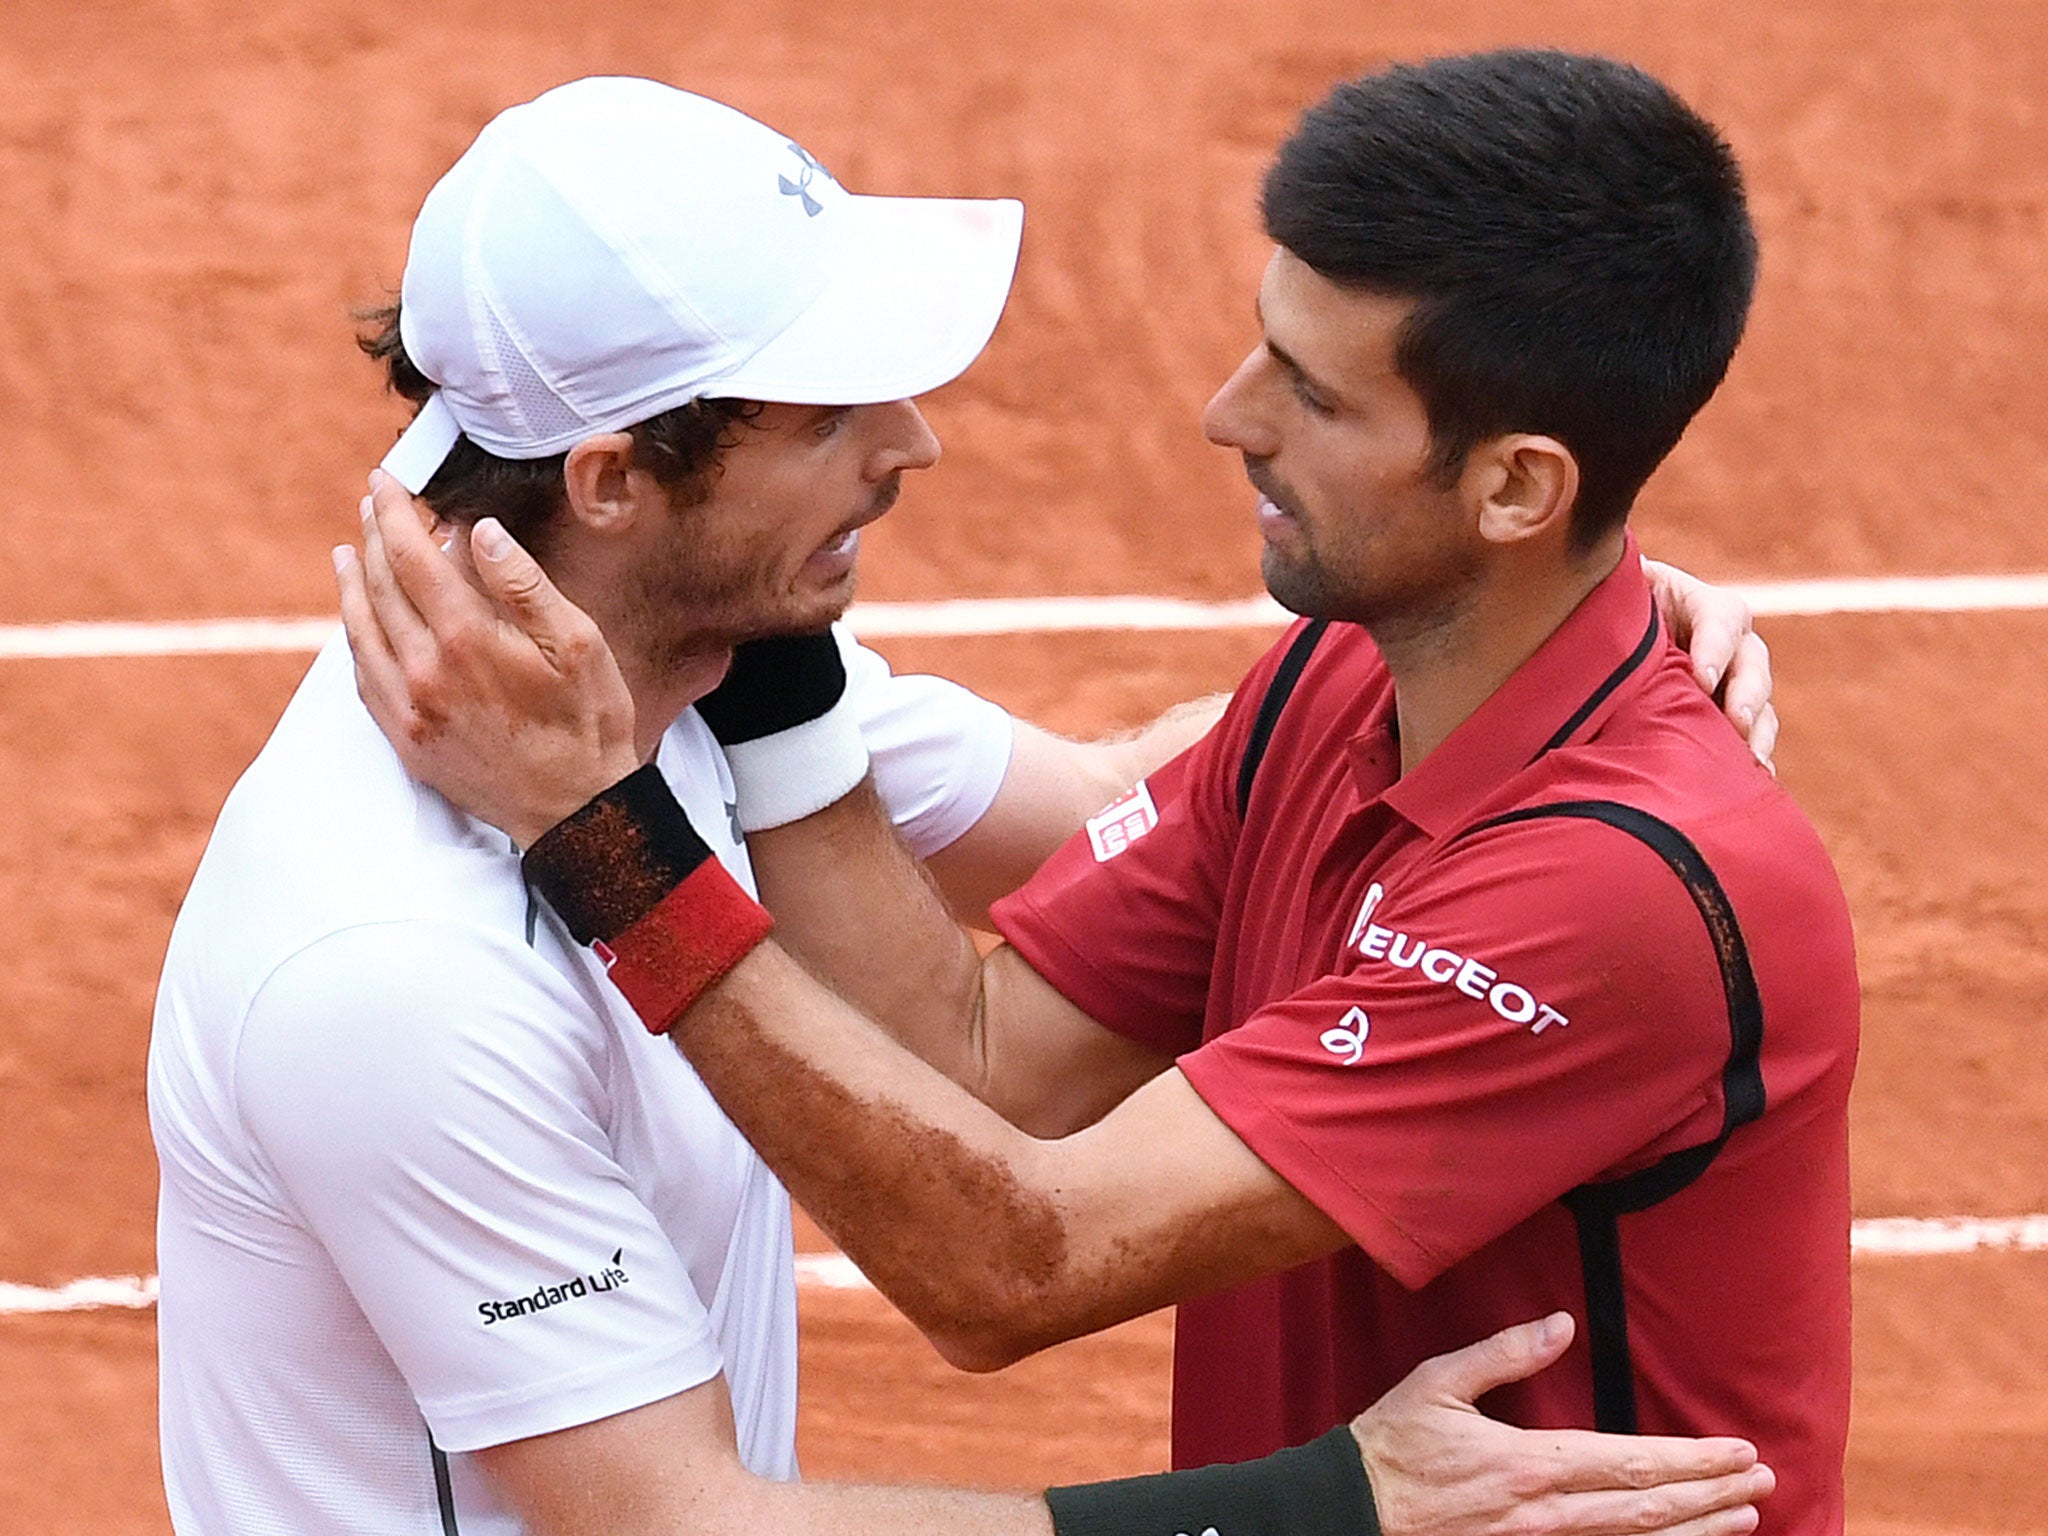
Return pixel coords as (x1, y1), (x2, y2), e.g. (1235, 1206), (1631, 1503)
(778, 142), (831, 216)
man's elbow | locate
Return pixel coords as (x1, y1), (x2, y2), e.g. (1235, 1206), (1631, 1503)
(921, 1308), (1060, 1374)
(898, 1240), (1090, 1374)
(872, 1128), (1108, 1372)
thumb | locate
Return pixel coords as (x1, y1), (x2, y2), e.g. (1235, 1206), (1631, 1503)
(1426, 1312), (1575, 1405)
(471, 518), (568, 631)
(368, 466), (440, 537)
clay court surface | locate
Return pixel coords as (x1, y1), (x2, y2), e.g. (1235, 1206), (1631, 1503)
(1, 1), (2045, 1531)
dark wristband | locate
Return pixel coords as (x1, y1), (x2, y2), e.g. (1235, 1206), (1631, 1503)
(521, 765), (774, 1034)
(693, 632), (847, 745)
(1045, 1425), (1377, 1536)
(522, 764), (715, 945)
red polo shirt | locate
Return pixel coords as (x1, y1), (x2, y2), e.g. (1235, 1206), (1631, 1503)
(993, 548), (1857, 1534)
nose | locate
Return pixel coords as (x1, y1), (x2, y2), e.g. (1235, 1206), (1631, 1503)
(870, 400), (942, 478)
(1202, 348), (1278, 459)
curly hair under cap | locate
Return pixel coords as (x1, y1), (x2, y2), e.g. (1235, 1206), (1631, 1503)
(357, 302), (764, 562)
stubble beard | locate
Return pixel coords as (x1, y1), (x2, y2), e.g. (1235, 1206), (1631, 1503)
(626, 533), (858, 678)
(624, 475), (901, 675)
(1259, 511), (1482, 646)
(1260, 539), (1350, 622)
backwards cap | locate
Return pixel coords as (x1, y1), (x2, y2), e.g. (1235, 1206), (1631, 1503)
(381, 77), (1024, 493)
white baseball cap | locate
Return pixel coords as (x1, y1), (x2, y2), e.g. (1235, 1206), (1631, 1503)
(380, 77), (1024, 494)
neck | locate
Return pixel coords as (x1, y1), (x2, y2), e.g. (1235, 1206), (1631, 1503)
(539, 555), (737, 765)
(616, 640), (734, 763)
(1379, 536), (1625, 775)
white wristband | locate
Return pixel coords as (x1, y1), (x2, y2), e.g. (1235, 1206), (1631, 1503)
(721, 704), (872, 833)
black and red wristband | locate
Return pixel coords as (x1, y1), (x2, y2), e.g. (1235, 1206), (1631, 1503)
(521, 765), (772, 1034)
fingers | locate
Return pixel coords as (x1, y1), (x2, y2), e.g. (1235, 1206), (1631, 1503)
(1676, 605), (1744, 698)
(358, 491), (441, 683)
(1645, 555), (1778, 760)
(469, 516), (613, 672)
(365, 469), (484, 631)
(1538, 1428), (1759, 1491)
(1524, 1462), (1773, 1536)
(1746, 703), (1779, 773)
(1716, 630), (1774, 738)
(1417, 1312), (1576, 1404)
(1636, 1506), (1763, 1536)
(334, 544), (423, 744)
(1643, 557), (1754, 698)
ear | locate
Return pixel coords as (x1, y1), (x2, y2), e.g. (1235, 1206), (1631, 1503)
(1465, 434), (1579, 547)
(562, 433), (665, 534)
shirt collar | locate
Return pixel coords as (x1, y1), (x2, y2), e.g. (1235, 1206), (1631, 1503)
(1378, 533), (1660, 839)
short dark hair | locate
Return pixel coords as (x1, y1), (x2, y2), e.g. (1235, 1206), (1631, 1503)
(1262, 50), (1757, 548)
(356, 303), (762, 560)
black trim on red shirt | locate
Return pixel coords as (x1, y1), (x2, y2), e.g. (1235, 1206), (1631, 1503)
(1462, 799), (1768, 1432)
(1236, 620), (1330, 821)
(1532, 598), (1660, 761)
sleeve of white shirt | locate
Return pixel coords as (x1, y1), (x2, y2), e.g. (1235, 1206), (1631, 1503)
(835, 625), (1015, 858)
(234, 919), (723, 1453)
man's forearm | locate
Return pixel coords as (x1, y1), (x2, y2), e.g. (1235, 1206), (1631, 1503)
(682, 941), (1099, 1368)
(522, 769), (1320, 1361)
(743, 777), (994, 1095)
(485, 1367), (1379, 1536)
(742, 774), (1170, 1140)
(720, 1476), (1056, 1536)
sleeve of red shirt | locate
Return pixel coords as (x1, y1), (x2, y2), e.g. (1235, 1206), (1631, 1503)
(990, 626), (1301, 1057)
(1177, 812), (1739, 1292)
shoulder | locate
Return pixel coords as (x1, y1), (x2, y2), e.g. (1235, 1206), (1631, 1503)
(1232, 619), (1387, 728)
(1232, 621), (1391, 794)
(1524, 647), (1850, 920)
(173, 641), (547, 1008)
(1163, 619), (1388, 804)
(1400, 774), (1852, 1049)
(827, 624), (1015, 856)
(234, 919), (610, 1134)
(1396, 806), (1734, 974)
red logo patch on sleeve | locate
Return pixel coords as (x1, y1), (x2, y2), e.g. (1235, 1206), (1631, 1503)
(1085, 781), (1160, 862)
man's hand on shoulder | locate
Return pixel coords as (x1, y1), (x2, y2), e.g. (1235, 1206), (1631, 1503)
(1641, 556), (1778, 771)
(334, 471), (641, 846)
(1352, 1313), (1772, 1536)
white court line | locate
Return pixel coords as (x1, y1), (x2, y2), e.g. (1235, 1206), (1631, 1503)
(2, 1217), (2041, 1317)
(1847, 1214), (2048, 1256)
(1736, 574), (2048, 618)
(5, 573), (2048, 659)
(794, 1252), (872, 1290)
(0, 1274), (159, 1315)
(0, 618), (341, 660)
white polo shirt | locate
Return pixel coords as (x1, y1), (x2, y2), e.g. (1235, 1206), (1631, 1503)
(149, 631), (1011, 1536)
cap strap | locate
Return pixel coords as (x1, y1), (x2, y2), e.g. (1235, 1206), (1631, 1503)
(379, 391), (463, 495)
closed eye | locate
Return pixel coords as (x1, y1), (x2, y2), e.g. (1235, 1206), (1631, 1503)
(1284, 367), (1337, 417)
(1264, 339), (1340, 418)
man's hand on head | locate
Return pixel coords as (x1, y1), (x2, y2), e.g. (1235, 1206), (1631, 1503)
(333, 471), (641, 847)
(1350, 1313), (1771, 1536)
(1641, 557), (1778, 771)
